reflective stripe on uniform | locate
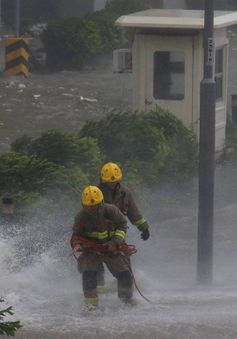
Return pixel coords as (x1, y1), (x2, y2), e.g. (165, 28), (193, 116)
(84, 228), (126, 241)
(134, 218), (146, 226)
(96, 285), (104, 293)
(114, 230), (126, 239)
(118, 286), (133, 293)
(85, 230), (115, 240)
(117, 285), (133, 299)
(85, 297), (98, 306)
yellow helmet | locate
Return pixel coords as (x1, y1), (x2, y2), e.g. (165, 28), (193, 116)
(100, 162), (122, 183)
(81, 186), (104, 206)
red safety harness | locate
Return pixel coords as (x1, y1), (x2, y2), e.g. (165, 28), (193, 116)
(70, 235), (137, 256)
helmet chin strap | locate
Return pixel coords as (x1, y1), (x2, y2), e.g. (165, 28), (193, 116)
(83, 203), (104, 217)
(107, 182), (120, 191)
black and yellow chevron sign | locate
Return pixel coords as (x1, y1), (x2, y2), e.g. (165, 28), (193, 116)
(4, 38), (30, 77)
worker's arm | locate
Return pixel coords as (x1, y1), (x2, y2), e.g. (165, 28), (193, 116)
(125, 191), (150, 240)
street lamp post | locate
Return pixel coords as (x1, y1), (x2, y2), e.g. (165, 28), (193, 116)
(16, 0), (20, 36)
(0, 0), (2, 33)
(197, 0), (216, 284)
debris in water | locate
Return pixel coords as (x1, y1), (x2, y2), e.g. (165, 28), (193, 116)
(79, 96), (97, 103)
(62, 93), (74, 97)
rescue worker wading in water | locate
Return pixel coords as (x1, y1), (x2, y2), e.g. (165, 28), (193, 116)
(96, 162), (150, 292)
(71, 186), (134, 311)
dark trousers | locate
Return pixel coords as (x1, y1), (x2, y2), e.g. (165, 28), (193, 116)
(78, 251), (133, 304)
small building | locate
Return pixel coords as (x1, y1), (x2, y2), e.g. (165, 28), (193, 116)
(116, 9), (237, 151)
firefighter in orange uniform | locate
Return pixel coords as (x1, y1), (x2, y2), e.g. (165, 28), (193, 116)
(71, 186), (134, 311)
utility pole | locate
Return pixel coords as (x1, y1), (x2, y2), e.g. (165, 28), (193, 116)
(0, 0), (2, 34)
(16, 0), (20, 36)
(197, 0), (216, 284)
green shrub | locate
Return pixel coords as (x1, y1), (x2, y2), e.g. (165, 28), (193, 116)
(0, 151), (88, 195)
(80, 111), (167, 162)
(90, 9), (126, 52)
(105, 0), (148, 16)
(42, 16), (103, 69)
(42, 12), (125, 69)
(105, 0), (164, 16)
(0, 152), (59, 193)
(5, 129), (103, 219)
(80, 108), (198, 184)
(74, 137), (104, 178)
(28, 129), (103, 178)
(13, 166), (89, 221)
(0, 150), (89, 220)
(225, 123), (237, 147)
(104, 0), (164, 46)
(3, 127), (104, 220)
(223, 123), (237, 159)
(11, 134), (32, 154)
(144, 109), (198, 179)
(4, 108), (198, 218)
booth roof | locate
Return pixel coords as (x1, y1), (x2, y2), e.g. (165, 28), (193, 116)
(116, 9), (237, 30)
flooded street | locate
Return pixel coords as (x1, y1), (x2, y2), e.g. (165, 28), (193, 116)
(0, 31), (237, 338)
(0, 68), (132, 153)
(0, 160), (237, 339)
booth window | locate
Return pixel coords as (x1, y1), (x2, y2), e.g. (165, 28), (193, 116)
(215, 48), (223, 100)
(153, 51), (185, 100)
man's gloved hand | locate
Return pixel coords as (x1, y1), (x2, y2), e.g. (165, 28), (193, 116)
(141, 228), (150, 241)
(105, 240), (118, 253)
(72, 243), (82, 254)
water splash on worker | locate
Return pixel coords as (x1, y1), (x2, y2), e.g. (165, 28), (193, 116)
(1, 162), (237, 338)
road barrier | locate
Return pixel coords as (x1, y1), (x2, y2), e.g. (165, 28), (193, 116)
(4, 37), (30, 77)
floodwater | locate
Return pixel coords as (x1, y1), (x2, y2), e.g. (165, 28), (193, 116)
(1, 160), (237, 339)
(0, 68), (132, 154)
(0, 27), (237, 338)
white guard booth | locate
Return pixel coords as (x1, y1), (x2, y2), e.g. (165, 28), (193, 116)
(116, 10), (237, 151)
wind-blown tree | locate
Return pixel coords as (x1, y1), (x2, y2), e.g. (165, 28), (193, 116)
(90, 9), (126, 52)
(105, 0), (148, 15)
(11, 130), (104, 178)
(7, 129), (104, 220)
(105, 0), (164, 15)
(42, 10), (125, 70)
(0, 299), (21, 336)
(0, 151), (90, 221)
(0, 152), (69, 194)
(11, 135), (32, 155)
(42, 16), (103, 69)
(28, 129), (103, 177)
(80, 108), (198, 184)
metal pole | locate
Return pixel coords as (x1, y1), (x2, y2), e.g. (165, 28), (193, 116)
(197, 0), (216, 284)
(16, 0), (20, 37)
(0, 0), (2, 34)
